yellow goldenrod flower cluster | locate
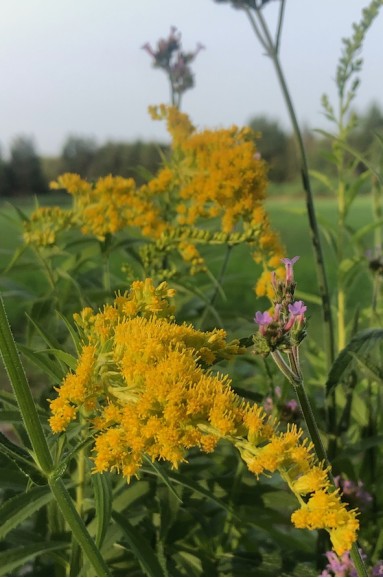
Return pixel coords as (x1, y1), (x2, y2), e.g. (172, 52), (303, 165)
(49, 278), (358, 556)
(23, 206), (75, 246)
(146, 105), (285, 293)
(49, 278), (245, 437)
(50, 173), (166, 241)
(291, 489), (360, 558)
(239, 425), (358, 555)
(23, 105), (284, 293)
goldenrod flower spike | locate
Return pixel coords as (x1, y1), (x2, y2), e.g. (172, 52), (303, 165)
(49, 278), (359, 557)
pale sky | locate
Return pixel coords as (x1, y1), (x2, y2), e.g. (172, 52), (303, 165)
(0, 0), (382, 157)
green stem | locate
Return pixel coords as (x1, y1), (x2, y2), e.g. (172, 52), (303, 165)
(100, 237), (112, 295)
(0, 295), (109, 577)
(0, 296), (53, 473)
(70, 417), (87, 575)
(244, 6), (336, 370)
(297, 384), (368, 576)
(277, 353), (368, 576)
(371, 177), (383, 317)
(34, 247), (57, 292)
(198, 245), (233, 329)
(49, 477), (109, 577)
(336, 120), (347, 352)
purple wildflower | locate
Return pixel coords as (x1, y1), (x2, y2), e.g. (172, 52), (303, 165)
(280, 398), (301, 423)
(321, 550), (359, 577)
(334, 477), (373, 512)
(281, 256), (300, 266)
(254, 310), (273, 336)
(321, 550), (383, 577)
(288, 300), (307, 316)
(254, 311), (272, 326)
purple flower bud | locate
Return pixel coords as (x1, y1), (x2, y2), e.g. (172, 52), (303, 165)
(142, 42), (155, 57)
(273, 303), (282, 321)
(285, 399), (299, 411)
(281, 256), (300, 285)
(263, 396), (273, 413)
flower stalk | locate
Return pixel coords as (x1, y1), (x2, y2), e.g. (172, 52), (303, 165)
(243, 2), (336, 369)
(0, 295), (109, 577)
(254, 257), (368, 576)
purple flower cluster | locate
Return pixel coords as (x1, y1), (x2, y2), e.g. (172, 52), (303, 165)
(321, 550), (362, 577)
(321, 550), (383, 577)
(253, 256), (307, 354)
(334, 476), (373, 512)
(142, 27), (204, 99)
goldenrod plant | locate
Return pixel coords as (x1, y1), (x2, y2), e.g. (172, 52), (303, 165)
(1, 3), (383, 576)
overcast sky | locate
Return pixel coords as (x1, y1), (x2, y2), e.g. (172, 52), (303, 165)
(0, 0), (382, 157)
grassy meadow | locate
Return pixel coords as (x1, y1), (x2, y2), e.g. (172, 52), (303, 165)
(0, 184), (381, 577)
(0, 189), (375, 332)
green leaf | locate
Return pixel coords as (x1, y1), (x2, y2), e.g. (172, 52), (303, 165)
(309, 170), (335, 194)
(337, 434), (383, 457)
(0, 467), (28, 489)
(2, 244), (29, 275)
(0, 409), (22, 422)
(146, 469), (238, 519)
(143, 456), (182, 504)
(0, 541), (68, 576)
(112, 479), (151, 511)
(316, 214), (338, 254)
(0, 485), (53, 539)
(294, 289), (322, 306)
(52, 434), (94, 477)
(350, 351), (383, 384)
(112, 511), (165, 577)
(352, 218), (383, 243)
(326, 328), (383, 395)
(17, 343), (63, 382)
(338, 257), (360, 284)
(40, 348), (78, 371)
(345, 170), (370, 214)
(0, 431), (46, 485)
(173, 551), (203, 577)
(56, 311), (81, 354)
(25, 312), (61, 350)
(92, 472), (113, 548)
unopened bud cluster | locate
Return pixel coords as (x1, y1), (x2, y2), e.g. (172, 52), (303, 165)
(142, 27), (204, 100)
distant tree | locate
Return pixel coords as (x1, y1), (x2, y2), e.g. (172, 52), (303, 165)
(248, 115), (296, 181)
(60, 136), (98, 176)
(7, 136), (47, 196)
(0, 148), (13, 197)
(41, 156), (62, 184)
(88, 141), (166, 184)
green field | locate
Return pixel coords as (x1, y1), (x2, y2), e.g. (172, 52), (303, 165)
(0, 193), (376, 333)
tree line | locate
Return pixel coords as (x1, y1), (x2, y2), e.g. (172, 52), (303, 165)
(0, 103), (382, 198)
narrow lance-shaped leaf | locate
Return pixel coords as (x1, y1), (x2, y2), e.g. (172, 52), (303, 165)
(0, 485), (53, 539)
(112, 511), (165, 577)
(0, 541), (69, 576)
(326, 328), (383, 395)
(92, 472), (113, 549)
(0, 431), (46, 485)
